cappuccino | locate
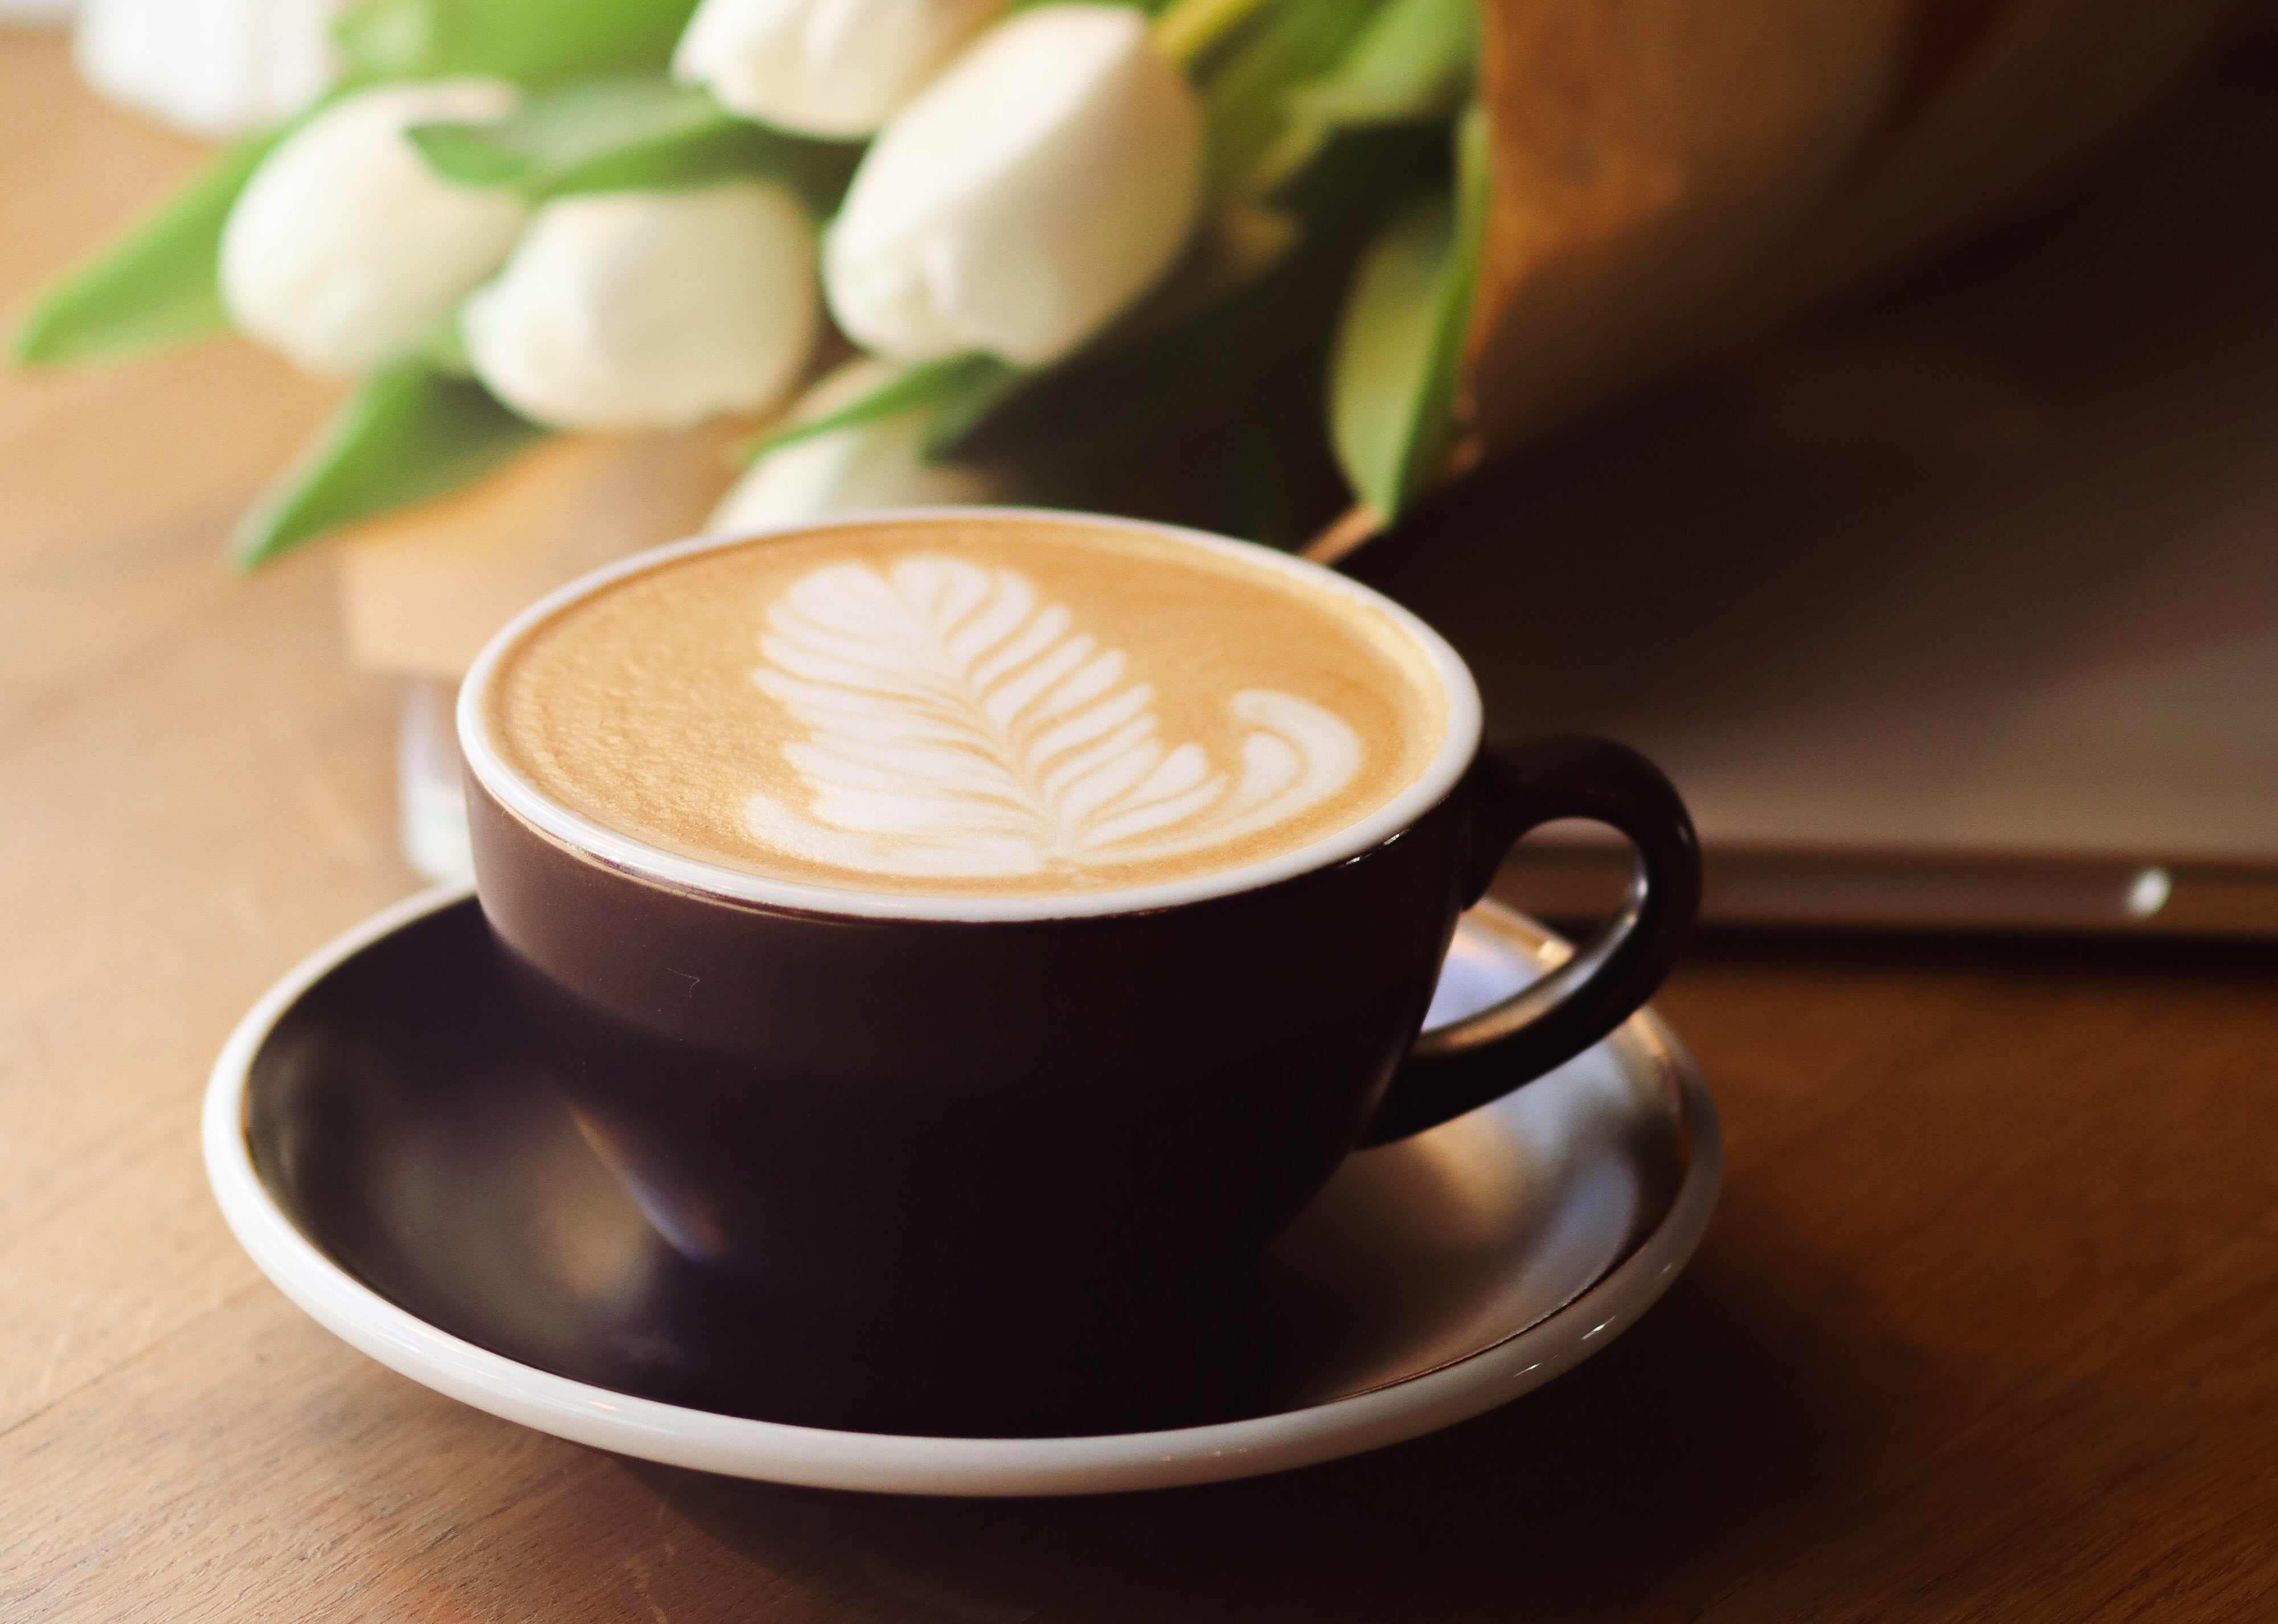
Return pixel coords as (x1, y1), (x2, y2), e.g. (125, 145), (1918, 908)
(485, 514), (1450, 899)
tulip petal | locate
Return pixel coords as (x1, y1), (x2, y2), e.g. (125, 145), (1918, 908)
(219, 79), (531, 375)
(824, 6), (1204, 368)
(462, 183), (818, 431)
(72, 0), (345, 138)
(673, 0), (1006, 139)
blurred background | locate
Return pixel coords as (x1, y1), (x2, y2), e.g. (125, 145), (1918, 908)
(7, 14), (2273, 1612)
(1353, 39), (2278, 935)
(4, 0), (2272, 938)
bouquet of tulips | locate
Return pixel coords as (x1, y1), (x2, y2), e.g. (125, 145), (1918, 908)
(23, 0), (1488, 560)
(23, 0), (2254, 577)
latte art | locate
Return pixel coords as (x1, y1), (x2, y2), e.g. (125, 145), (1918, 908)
(747, 556), (1362, 878)
(482, 515), (1450, 899)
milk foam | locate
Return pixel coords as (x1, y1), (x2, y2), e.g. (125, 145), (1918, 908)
(486, 516), (1448, 899)
(745, 556), (1362, 878)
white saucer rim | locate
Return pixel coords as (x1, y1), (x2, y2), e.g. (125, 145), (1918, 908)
(203, 884), (1721, 1499)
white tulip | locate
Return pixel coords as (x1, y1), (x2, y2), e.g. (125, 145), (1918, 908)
(73, 0), (343, 138)
(708, 357), (1006, 531)
(463, 184), (819, 432)
(823, 4), (1202, 368)
(220, 80), (528, 376)
(673, 0), (1005, 139)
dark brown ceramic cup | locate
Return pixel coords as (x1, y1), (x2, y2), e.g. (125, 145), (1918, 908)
(456, 515), (1699, 1410)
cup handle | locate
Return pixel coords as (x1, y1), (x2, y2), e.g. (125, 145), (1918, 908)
(1358, 735), (1702, 1146)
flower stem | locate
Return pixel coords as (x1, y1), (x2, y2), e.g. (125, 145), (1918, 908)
(1152, 0), (1279, 69)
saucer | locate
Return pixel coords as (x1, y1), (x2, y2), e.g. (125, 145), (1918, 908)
(204, 887), (1719, 1496)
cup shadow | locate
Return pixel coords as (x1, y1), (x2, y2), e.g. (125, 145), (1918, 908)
(625, 1195), (1884, 1622)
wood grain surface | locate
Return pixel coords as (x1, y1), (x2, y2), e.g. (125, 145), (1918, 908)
(3, 32), (2274, 1623)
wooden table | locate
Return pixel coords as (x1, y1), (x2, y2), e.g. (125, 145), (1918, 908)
(5, 32), (2275, 1622)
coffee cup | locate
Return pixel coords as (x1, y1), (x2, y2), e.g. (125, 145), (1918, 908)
(457, 510), (1699, 1412)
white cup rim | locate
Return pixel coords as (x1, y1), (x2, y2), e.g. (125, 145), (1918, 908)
(457, 508), (1485, 924)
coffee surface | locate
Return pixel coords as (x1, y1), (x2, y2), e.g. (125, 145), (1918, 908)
(487, 515), (1448, 897)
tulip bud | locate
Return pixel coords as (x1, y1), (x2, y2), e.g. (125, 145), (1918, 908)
(462, 184), (820, 433)
(73, 0), (343, 138)
(219, 80), (527, 376)
(673, 0), (1006, 139)
(708, 357), (1006, 531)
(823, 4), (1203, 368)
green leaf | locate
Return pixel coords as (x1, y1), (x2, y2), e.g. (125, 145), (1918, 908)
(1251, 0), (1476, 195)
(420, 317), (476, 378)
(1197, 0), (1380, 202)
(1328, 101), (1486, 518)
(941, 212), (1346, 475)
(409, 74), (726, 191)
(334, 0), (700, 87)
(410, 75), (859, 211)
(736, 354), (1009, 465)
(1152, 0), (1282, 69)
(919, 358), (1026, 458)
(878, 8), (1461, 489)
(13, 128), (282, 367)
(232, 359), (544, 568)
(935, 121), (1447, 475)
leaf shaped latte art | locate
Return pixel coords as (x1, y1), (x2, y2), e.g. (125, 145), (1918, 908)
(745, 555), (1362, 879)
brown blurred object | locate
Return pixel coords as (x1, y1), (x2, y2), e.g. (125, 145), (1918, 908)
(1461, 0), (2256, 454)
(1350, 44), (2278, 936)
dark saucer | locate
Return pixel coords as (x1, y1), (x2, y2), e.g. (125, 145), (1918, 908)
(233, 893), (1704, 1444)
